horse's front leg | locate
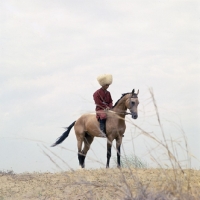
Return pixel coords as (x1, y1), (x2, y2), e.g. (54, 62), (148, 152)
(116, 137), (122, 168)
(106, 139), (112, 168)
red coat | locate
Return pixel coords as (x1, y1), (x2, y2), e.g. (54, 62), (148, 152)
(93, 88), (113, 111)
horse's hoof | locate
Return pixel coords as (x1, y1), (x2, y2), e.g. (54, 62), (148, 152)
(79, 166), (85, 170)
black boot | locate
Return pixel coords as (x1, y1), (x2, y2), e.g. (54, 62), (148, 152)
(99, 119), (106, 135)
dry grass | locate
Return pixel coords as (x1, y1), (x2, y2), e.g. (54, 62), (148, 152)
(1, 89), (199, 199)
(0, 168), (200, 199)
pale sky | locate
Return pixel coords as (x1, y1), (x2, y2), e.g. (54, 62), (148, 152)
(0, 0), (199, 173)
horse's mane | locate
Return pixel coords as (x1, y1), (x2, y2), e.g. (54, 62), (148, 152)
(112, 93), (130, 108)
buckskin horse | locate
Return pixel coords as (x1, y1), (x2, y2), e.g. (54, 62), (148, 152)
(51, 89), (139, 168)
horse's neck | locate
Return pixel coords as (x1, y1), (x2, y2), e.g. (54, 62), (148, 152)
(112, 95), (128, 117)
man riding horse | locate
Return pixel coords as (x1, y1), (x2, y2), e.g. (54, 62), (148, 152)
(51, 74), (139, 168)
(93, 74), (113, 136)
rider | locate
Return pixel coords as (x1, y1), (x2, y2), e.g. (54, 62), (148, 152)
(93, 74), (113, 136)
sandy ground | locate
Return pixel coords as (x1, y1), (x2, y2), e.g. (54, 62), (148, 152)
(0, 168), (200, 200)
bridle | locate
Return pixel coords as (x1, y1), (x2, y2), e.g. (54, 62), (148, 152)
(109, 96), (137, 116)
(127, 95), (138, 115)
(109, 90), (139, 116)
(108, 110), (132, 116)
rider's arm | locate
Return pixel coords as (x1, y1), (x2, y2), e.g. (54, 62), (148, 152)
(93, 91), (107, 109)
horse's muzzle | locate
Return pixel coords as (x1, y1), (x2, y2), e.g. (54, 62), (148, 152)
(132, 113), (138, 119)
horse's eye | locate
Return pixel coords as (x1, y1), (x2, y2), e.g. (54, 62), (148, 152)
(132, 102), (135, 106)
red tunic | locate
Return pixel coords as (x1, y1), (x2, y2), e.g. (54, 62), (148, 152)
(93, 88), (113, 119)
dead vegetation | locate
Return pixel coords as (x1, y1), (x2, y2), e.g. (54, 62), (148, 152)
(1, 89), (199, 199)
(0, 168), (200, 199)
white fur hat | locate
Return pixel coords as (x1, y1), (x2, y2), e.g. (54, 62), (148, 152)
(97, 74), (113, 86)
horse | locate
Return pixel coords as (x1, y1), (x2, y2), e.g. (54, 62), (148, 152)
(51, 89), (139, 168)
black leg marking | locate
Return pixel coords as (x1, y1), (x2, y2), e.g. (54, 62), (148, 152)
(78, 153), (85, 168)
(117, 145), (121, 168)
(106, 145), (111, 168)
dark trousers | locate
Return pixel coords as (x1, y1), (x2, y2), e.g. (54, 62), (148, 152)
(99, 119), (106, 134)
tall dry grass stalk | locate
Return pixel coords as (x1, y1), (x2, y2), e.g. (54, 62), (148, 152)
(37, 89), (200, 199)
(115, 88), (200, 199)
(0, 89), (199, 200)
(40, 89), (200, 199)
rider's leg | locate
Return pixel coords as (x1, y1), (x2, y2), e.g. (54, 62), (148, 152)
(97, 110), (107, 137)
(99, 118), (106, 134)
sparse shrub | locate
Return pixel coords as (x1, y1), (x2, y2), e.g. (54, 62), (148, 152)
(113, 155), (148, 168)
(1, 89), (199, 200)
(0, 170), (15, 175)
(122, 155), (148, 168)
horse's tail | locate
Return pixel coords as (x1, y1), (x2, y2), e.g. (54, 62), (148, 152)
(51, 121), (76, 147)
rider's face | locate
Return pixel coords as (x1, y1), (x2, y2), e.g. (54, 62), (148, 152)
(102, 84), (109, 90)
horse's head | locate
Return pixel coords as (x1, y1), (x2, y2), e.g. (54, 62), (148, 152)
(125, 89), (139, 119)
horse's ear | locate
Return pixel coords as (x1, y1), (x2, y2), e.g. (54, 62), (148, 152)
(132, 89), (135, 95)
(137, 89), (139, 95)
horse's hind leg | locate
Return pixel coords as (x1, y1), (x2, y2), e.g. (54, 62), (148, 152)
(80, 133), (94, 168)
(77, 138), (84, 168)
(75, 123), (86, 168)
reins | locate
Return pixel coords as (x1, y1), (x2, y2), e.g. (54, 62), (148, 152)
(110, 91), (138, 117)
(109, 110), (131, 116)
(125, 112), (132, 115)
